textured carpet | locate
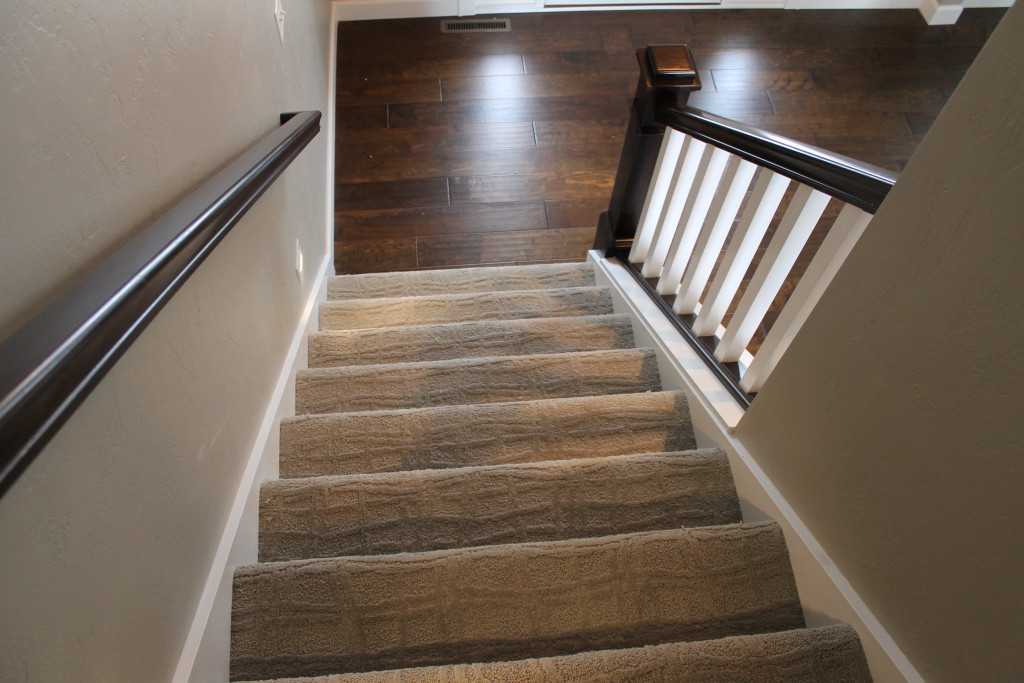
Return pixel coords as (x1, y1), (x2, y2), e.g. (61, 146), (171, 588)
(232, 523), (804, 681)
(232, 262), (873, 682)
(327, 262), (596, 300)
(295, 349), (661, 414)
(319, 287), (613, 330)
(308, 314), (636, 368)
(279, 391), (696, 478)
(250, 625), (871, 682)
(260, 449), (742, 562)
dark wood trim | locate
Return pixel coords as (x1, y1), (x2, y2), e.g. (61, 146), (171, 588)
(618, 259), (754, 409)
(657, 105), (898, 214)
(0, 111), (322, 499)
(596, 46), (702, 256)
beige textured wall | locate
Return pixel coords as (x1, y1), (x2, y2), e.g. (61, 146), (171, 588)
(0, 0), (330, 680)
(736, 4), (1023, 682)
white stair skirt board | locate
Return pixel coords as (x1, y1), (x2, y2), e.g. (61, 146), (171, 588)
(172, 255), (331, 683)
(589, 250), (925, 683)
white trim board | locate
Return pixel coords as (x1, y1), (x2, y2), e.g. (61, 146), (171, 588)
(333, 0), (1009, 20)
(173, 255), (331, 683)
(589, 250), (924, 683)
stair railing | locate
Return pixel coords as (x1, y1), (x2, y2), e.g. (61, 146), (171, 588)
(595, 46), (897, 407)
(0, 111), (322, 498)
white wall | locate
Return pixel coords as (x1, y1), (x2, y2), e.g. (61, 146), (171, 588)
(735, 3), (1023, 681)
(0, 0), (331, 680)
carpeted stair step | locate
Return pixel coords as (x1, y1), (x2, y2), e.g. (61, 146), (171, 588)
(247, 624), (871, 682)
(308, 314), (635, 369)
(279, 390), (695, 479)
(328, 262), (595, 301)
(230, 522), (805, 681)
(259, 449), (741, 562)
(295, 349), (661, 414)
(319, 287), (614, 331)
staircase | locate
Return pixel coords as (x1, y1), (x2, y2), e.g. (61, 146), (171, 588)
(229, 261), (873, 682)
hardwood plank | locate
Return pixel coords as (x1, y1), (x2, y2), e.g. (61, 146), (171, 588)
(335, 237), (418, 274)
(336, 78), (440, 106)
(338, 53), (526, 81)
(523, 50), (636, 76)
(710, 69), (814, 93)
(336, 203), (548, 240)
(336, 105), (387, 131)
(768, 88), (947, 115)
(387, 96), (631, 128)
(336, 122), (537, 158)
(417, 228), (596, 268)
(687, 90), (775, 117)
(545, 199), (607, 231)
(731, 113), (913, 140)
(534, 121), (626, 148)
(337, 144), (622, 184)
(335, 177), (450, 212)
(441, 72), (636, 102)
(450, 172), (615, 205)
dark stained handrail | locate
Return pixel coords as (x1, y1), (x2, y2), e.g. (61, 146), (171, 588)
(657, 105), (898, 214)
(0, 110), (322, 498)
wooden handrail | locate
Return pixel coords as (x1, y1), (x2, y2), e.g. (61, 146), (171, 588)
(0, 110), (322, 498)
(657, 106), (897, 214)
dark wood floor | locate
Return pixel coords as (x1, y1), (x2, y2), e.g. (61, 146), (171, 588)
(334, 8), (1004, 275)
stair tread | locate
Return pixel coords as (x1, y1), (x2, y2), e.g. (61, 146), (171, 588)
(280, 390), (695, 479)
(328, 262), (595, 301)
(296, 349), (661, 414)
(259, 449), (741, 562)
(246, 625), (871, 682)
(231, 522), (804, 681)
(320, 286), (613, 331)
(309, 314), (635, 368)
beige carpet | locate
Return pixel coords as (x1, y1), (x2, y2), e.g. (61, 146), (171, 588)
(295, 349), (661, 414)
(250, 625), (871, 682)
(319, 287), (613, 330)
(232, 262), (873, 682)
(327, 262), (596, 300)
(308, 315), (636, 368)
(260, 449), (742, 562)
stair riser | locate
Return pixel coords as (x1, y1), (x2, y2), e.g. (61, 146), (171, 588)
(308, 315), (636, 369)
(231, 524), (803, 681)
(259, 450), (742, 562)
(328, 262), (596, 301)
(298, 625), (871, 683)
(279, 392), (695, 479)
(295, 350), (661, 414)
(319, 287), (614, 331)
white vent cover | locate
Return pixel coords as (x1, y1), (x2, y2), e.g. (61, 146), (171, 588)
(441, 19), (511, 33)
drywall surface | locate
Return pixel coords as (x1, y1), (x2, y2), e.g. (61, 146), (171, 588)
(0, 1), (330, 680)
(736, 4), (1023, 682)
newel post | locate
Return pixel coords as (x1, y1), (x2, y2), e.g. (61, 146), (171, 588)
(594, 45), (702, 257)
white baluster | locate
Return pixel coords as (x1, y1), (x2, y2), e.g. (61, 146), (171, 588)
(741, 204), (873, 393)
(630, 130), (687, 264)
(658, 146), (733, 295)
(715, 184), (831, 363)
(641, 137), (707, 278)
(692, 169), (790, 337)
(675, 157), (758, 314)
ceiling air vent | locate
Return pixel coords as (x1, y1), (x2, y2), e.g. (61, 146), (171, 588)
(441, 18), (511, 33)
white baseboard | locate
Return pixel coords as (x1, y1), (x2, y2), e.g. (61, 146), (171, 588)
(172, 255), (331, 683)
(334, 0), (458, 21)
(589, 251), (924, 683)
(332, 0), (1004, 20)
